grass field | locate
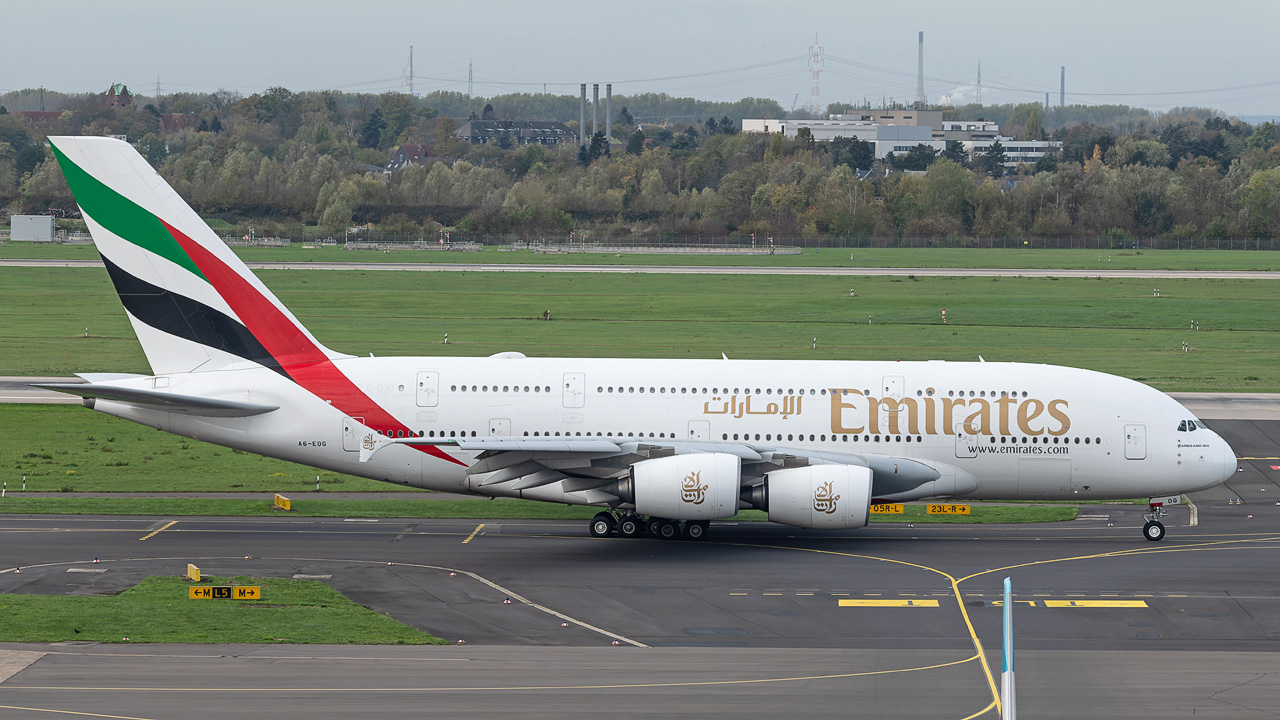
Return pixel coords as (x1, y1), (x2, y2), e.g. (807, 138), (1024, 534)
(0, 575), (444, 644)
(5, 242), (1280, 270)
(4, 405), (408, 492)
(0, 494), (1078, 523)
(3, 266), (1277, 389)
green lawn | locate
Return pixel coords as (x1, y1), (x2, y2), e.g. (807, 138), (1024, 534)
(3, 405), (409, 493)
(0, 494), (1078, 523)
(4, 242), (1280, 270)
(0, 575), (444, 644)
(3, 267), (1277, 389)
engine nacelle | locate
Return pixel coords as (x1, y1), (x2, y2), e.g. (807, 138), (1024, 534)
(764, 465), (873, 529)
(630, 453), (741, 520)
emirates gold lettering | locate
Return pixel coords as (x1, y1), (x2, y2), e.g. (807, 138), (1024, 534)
(830, 389), (865, 434)
(820, 389), (1070, 438)
(681, 471), (708, 505)
(1046, 399), (1071, 436)
(813, 481), (840, 514)
(963, 399), (991, 435)
(1017, 398), (1046, 436)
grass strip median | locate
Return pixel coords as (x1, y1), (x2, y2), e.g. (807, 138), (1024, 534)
(0, 575), (444, 644)
(0, 496), (1078, 523)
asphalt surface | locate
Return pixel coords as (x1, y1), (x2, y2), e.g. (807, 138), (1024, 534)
(0, 418), (1277, 718)
(5, 257), (1280, 279)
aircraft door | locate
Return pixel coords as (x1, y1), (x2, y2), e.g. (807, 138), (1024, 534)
(342, 417), (366, 452)
(489, 418), (511, 437)
(880, 376), (904, 432)
(415, 371), (439, 407)
(562, 372), (585, 408)
(954, 422), (977, 458)
(1124, 424), (1146, 460)
(688, 420), (710, 440)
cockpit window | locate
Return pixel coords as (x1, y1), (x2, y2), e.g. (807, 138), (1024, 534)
(1193, 420), (1208, 430)
(1177, 420), (1187, 432)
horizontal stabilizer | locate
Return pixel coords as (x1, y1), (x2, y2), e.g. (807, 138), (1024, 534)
(34, 383), (279, 417)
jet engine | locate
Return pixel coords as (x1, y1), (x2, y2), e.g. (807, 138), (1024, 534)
(622, 453), (742, 520)
(748, 464), (873, 529)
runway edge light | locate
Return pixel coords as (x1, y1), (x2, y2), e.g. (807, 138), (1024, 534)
(1001, 576), (1016, 720)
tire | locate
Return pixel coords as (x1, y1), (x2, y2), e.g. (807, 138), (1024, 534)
(647, 519), (666, 536)
(1143, 520), (1165, 542)
(589, 513), (615, 538)
(685, 521), (708, 540)
(658, 521), (678, 540)
(619, 516), (642, 537)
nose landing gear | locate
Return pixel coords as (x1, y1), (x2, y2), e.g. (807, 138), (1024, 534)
(1141, 500), (1170, 541)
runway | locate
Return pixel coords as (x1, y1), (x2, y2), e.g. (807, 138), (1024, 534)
(5, 257), (1280, 279)
(0, 418), (1278, 718)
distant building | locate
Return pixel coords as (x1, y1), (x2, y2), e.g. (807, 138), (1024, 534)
(939, 120), (1002, 142)
(385, 143), (430, 173)
(10, 215), (56, 242)
(16, 111), (61, 124)
(742, 117), (944, 159)
(159, 113), (196, 133)
(963, 138), (1062, 168)
(104, 83), (132, 107)
(455, 120), (575, 147)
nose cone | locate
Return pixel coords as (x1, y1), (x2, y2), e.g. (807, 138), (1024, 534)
(1220, 437), (1238, 484)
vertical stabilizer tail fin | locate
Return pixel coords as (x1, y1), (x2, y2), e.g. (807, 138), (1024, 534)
(49, 136), (347, 376)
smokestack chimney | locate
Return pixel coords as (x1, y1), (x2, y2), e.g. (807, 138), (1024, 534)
(580, 84), (587, 146)
(592, 84), (599, 139)
(914, 31), (926, 108)
(1060, 67), (1065, 108)
(606, 84), (612, 144)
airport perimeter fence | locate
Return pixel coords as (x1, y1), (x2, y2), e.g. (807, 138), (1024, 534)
(208, 233), (1280, 253)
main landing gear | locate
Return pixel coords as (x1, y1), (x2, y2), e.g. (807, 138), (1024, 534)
(1142, 503), (1168, 542)
(589, 512), (709, 541)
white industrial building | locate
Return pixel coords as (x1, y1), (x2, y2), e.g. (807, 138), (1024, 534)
(741, 117), (944, 159)
(8, 215), (56, 242)
(962, 139), (1062, 168)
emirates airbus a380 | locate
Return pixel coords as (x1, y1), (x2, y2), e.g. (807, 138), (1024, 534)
(40, 137), (1236, 542)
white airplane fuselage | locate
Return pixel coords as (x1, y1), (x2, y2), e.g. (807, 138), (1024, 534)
(90, 355), (1235, 503)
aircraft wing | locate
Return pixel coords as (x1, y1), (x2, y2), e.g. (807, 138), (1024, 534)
(360, 434), (974, 500)
(34, 383), (279, 417)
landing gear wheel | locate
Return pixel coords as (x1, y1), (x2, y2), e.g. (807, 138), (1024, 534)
(1143, 520), (1165, 542)
(619, 516), (644, 538)
(657, 521), (679, 540)
(647, 519), (666, 536)
(685, 521), (709, 541)
(589, 513), (615, 538)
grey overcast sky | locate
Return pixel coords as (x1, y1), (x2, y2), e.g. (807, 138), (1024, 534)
(5, 0), (1280, 117)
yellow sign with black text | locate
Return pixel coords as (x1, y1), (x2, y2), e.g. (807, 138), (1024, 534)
(188, 586), (261, 600)
(870, 503), (904, 514)
(926, 504), (971, 515)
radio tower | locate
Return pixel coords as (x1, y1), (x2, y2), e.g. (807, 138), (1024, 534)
(976, 60), (982, 105)
(807, 34), (824, 116)
(402, 46), (415, 96)
(468, 59), (473, 97)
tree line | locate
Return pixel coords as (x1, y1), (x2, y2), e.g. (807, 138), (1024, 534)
(3, 87), (1280, 242)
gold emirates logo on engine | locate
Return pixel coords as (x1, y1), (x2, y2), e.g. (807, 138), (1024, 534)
(681, 471), (708, 505)
(813, 481), (840, 514)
